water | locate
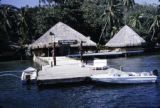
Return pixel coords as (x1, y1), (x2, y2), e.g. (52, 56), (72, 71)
(1, 55), (160, 108)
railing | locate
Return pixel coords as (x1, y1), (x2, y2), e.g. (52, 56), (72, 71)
(33, 55), (49, 67)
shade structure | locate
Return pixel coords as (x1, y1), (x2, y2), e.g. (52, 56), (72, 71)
(105, 25), (146, 48)
(31, 22), (96, 49)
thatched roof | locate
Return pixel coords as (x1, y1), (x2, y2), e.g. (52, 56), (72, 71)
(31, 22), (96, 49)
(105, 25), (146, 48)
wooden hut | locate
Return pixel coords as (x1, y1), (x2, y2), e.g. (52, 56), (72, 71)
(105, 25), (146, 53)
(31, 22), (96, 56)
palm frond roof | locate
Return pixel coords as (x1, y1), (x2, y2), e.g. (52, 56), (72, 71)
(31, 22), (96, 49)
(105, 25), (146, 47)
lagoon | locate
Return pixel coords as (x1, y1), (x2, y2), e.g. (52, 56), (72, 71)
(0, 55), (160, 108)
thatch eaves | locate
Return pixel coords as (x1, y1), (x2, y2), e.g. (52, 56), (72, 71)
(31, 22), (96, 49)
(105, 25), (146, 48)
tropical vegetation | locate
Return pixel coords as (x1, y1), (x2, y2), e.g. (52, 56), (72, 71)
(0, 0), (159, 59)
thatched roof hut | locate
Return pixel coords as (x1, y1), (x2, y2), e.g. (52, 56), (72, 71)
(105, 25), (146, 48)
(31, 22), (96, 49)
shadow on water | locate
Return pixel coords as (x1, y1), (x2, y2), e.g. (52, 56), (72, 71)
(37, 80), (160, 91)
(91, 81), (159, 90)
(37, 81), (92, 90)
(22, 84), (37, 90)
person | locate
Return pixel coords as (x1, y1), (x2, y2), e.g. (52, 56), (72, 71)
(152, 69), (159, 76)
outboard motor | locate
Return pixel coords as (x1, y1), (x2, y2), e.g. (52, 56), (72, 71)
(26, 75), (31, 84)
(153, 69), (159, 76)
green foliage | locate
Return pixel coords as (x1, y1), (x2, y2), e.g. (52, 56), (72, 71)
(126, 4), (159, 43)
(0, 5), (20, 52)
(0, 0), (160, 56)
(100, 0), (124, 39)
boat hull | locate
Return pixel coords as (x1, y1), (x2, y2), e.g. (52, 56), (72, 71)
(91, 76), (158, 84)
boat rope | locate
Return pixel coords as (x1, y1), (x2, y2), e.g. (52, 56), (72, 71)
(0, 74), (20, 79)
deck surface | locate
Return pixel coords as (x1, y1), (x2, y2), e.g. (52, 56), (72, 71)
(38, 65), (108, 80)
(37, 57), (109, 83)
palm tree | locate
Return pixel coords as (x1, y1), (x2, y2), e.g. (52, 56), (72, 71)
(0, 5), (22, 54)
(149, 15), (160, 41)
(0, 5), (11, 38)
(122, 0), (135, 10)
(98, 0), (123, 44)
(16, 7), (29, 46)
(0, 5), (19, 44)
(103, 0), (123, 28)
(148, 3), (160, 42)
(122, 0), (135, 24)
(127, 13), (143, 29)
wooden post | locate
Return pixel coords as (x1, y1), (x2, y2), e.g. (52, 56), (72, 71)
(50, 32), (56, 66)
(80, 41), (83, 62)
(52, 42), (56, 66)
(48, 48), (49, 57)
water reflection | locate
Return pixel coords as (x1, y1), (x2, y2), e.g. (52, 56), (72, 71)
(108, 55), (160, 72)
(0, 55), (160, 108)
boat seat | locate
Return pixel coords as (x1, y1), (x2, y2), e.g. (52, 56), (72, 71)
(113, 73), (121, 77)
(128, 72), (139, 76)
(140, 72), (150, 76)
(92, 59), (108, 70)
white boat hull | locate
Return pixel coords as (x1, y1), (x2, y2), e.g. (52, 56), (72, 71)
(90, 68), (159, 84)
(91, 76), (157, 84)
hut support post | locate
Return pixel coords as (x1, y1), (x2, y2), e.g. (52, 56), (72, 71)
(50, 31), (56, 66)
(52, 42), (56, 66)
(80, 41), (83, 62)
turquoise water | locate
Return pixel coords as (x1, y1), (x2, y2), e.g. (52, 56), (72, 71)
(0, 55), (160, 108)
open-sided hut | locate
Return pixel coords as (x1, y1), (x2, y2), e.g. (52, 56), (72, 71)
(31, 22), (96, 56)
(105, 25), (146, 52)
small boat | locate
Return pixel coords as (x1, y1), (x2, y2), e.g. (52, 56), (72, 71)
(21, 67), (37, 84)
(90, 68), (160, 84)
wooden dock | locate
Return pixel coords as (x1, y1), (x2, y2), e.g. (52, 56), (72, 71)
(68, 52), (123, 58)
(35, 57), (109, 85)
(68, 50), (144, 58)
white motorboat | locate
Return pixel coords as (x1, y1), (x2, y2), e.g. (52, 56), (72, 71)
(21, 67), (37, 84)
(90, 68), (160, 84)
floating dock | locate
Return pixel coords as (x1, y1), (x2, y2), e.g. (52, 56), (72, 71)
(37, 65), (110, 85)
(35, 57), (109, 85)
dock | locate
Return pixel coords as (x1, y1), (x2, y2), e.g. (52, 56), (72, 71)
(68, 52), (123, 58)
(35, 57), (109, 85)
(68, 50), (144, 58)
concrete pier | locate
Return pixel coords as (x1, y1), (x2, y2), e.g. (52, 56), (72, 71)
(36, 57), (109, 85)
